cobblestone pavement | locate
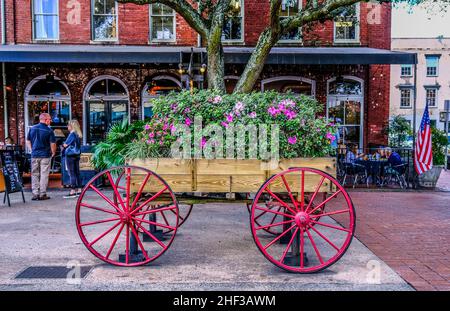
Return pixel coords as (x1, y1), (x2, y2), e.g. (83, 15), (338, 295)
(349, 190), (450, 291)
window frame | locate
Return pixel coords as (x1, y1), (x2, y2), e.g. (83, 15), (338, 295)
(400, 65), (412, 77)
(425, 87), (438, 108)
(278, 0), (302, 43)
(222, 0), (245, 43)
(399, 88), (413, 109)
(425, 55), (439, 77)
(333, 3), (360, 44)
(32, 0), (60, 41)
(91, 0), (119, 42)
(149, 4), (177, 43)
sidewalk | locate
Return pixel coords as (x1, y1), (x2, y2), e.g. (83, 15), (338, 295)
(350, 190), (450, 291)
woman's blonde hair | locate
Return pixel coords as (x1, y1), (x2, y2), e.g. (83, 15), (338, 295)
(68, 120), (83, 139)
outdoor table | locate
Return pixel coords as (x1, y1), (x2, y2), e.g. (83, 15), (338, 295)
(355, 159), (389, 185)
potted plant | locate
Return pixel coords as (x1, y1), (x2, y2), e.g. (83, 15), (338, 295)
(418, 126), (448, 188)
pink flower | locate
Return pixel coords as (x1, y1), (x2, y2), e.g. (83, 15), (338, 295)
(249, 111), (257, 119)
(162, 123), (168, 130)
(221, 121), (229, 128)
(326, 132), (336, 142)
(144, 124), (150, 130)
(234, 101), (244, 115)
(225, 113), (234, 123)
(284, 110), (297, 120)
(159, 141), (164, 145)
(184, 107), (191, 113)
(213, 96), (222, 103)
(149, 132), (155, 138)
(268, 106), (279, 116)
(185, 117), (192, 126)
(170, 124), (176, 134)
(288, 136), (297, 145)
(201, 137), (207, 148)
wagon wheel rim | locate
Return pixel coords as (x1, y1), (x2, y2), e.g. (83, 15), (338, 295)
(76, 165), (179, 267)
(250, 167), (355, 273)
(114, 172), (192, 234)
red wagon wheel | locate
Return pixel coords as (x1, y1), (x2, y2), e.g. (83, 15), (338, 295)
(76, 165), (179, 267)
(248, 193), (327, 235)
(250, 167), (355, 273)
(113, 171), (193, 233)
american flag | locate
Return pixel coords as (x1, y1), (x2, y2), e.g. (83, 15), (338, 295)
(414, 104), (433, 175)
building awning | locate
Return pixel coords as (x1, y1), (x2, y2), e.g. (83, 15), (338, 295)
(0, 44), (417, 65)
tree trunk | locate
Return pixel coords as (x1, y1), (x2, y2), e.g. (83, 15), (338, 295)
(234, 29), (276, 93)
(206, 39), (226, 92)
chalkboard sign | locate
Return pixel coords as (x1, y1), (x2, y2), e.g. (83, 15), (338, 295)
(0, 150), (23, 194)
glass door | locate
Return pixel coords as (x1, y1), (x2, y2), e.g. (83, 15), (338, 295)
(86, 100), (128, 144)
(327, 97), (363, 147)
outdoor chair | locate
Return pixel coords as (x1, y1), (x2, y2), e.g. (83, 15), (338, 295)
(341, 162), (369, 188)
(382, 163), (408, 189)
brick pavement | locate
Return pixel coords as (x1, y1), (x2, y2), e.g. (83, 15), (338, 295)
(436, 169), (450, 192)
(349, 190), (450, 291)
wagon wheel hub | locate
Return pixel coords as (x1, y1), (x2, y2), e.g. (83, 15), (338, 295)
(120, 212), (132, 224)
(295, 212), (311, 227)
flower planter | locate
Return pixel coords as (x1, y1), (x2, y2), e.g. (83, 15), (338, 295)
(418, 165), (443, 188)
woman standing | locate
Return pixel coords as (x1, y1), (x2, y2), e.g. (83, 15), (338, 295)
(63, 120), (82, 199)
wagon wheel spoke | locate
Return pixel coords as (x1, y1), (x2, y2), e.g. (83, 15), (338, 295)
(300, 227), (305, 268)
(310, 209), (350, 219)
(255, 219), (294, 231)
(125, 168), (131, 213)
(132, 217), (177, 231)
(305, 227), (324, 265)
(106, 171), (126, 212)
(264, 188), (297, 216)
(280, 228), (299, 263)
(310, 220), (351, 233)
(106, 222), (125, 259)
(264, 224), (296, 250)
(133, 205), (176, 217)
(308, 190), (342, 215)
(169, 207), (185, 221)
(125, 223), (130, 264)
(89, 185), (123, 215)
(135, 221), (166, 248)
(280, 175), (299, 211)
(160, 210), (171, 226)
(130, 225), (149, 261)
(300, 170), (305, 211)
(308, 225), (340, 252)
(88, 220), (122, 247)
(79, 217), (121, 227)
(131, 186), (169, 215)
(130, 172), (152, 212)
(80, 203), (120, 216)
(268, 206), (282, 227)
(254, 203), (275, 221)
(305, 176), (325, 213)
(254, 205), (295, 219)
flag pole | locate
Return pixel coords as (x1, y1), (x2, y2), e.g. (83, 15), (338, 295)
(412, 59), (418, 188)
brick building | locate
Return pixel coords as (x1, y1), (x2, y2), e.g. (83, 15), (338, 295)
(0, 0), (415, 149)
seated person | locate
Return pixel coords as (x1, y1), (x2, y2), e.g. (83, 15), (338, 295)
(5, 136), (14, 145)
(385, 147), (403, 166)
(372, 147), (385, 160)
(345, 144), (364, 163)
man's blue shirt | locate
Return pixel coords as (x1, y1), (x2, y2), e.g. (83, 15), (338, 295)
(27, 123), (56, 158)
(388, 152), (403, 166)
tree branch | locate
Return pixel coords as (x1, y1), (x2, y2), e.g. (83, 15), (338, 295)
(117, 0), (209, 37)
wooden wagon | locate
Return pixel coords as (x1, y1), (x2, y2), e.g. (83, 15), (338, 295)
(75, 157), (355, 273)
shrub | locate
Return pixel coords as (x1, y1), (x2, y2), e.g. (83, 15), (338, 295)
(431, 126), (448, 166)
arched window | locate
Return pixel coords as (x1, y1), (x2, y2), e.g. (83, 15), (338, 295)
(141, 75), (181, 119)
(25, 75), (71, 139)
(84, 76), (129, 144)
(261, 76), (316, 97)
(326, 76), (364, 148)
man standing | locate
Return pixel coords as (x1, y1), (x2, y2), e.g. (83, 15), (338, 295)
(26, 113), (56, 200)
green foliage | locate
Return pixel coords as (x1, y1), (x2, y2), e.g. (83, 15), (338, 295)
(91, 119), (145, 170)
(124, 90), (337, 160)
(431, 126), (448, 166)
(384, 115), (412, 147)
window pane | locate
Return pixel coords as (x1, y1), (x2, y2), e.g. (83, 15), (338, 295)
(111, 102), (128, 125)
(107, 79), (127, 96)
(93, 15), (117, 40)
(329, 79), (362, 95)
(33, 0), (58, 14)
(280, 0), (299, 17)
(222, 17), (242, 40)
(105, 0), (116, 14)
(94, 0), (105, 14)
(334, 4), (357, 41)
(151, 16), (175, 40)
(50, 101), (70, 126)
(328, 100), (344, 124)
(345, 101), (361, 125)
(29, 80), (68, 96)
(35, 15), (59, 39)
(152, 3), (163, 15)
